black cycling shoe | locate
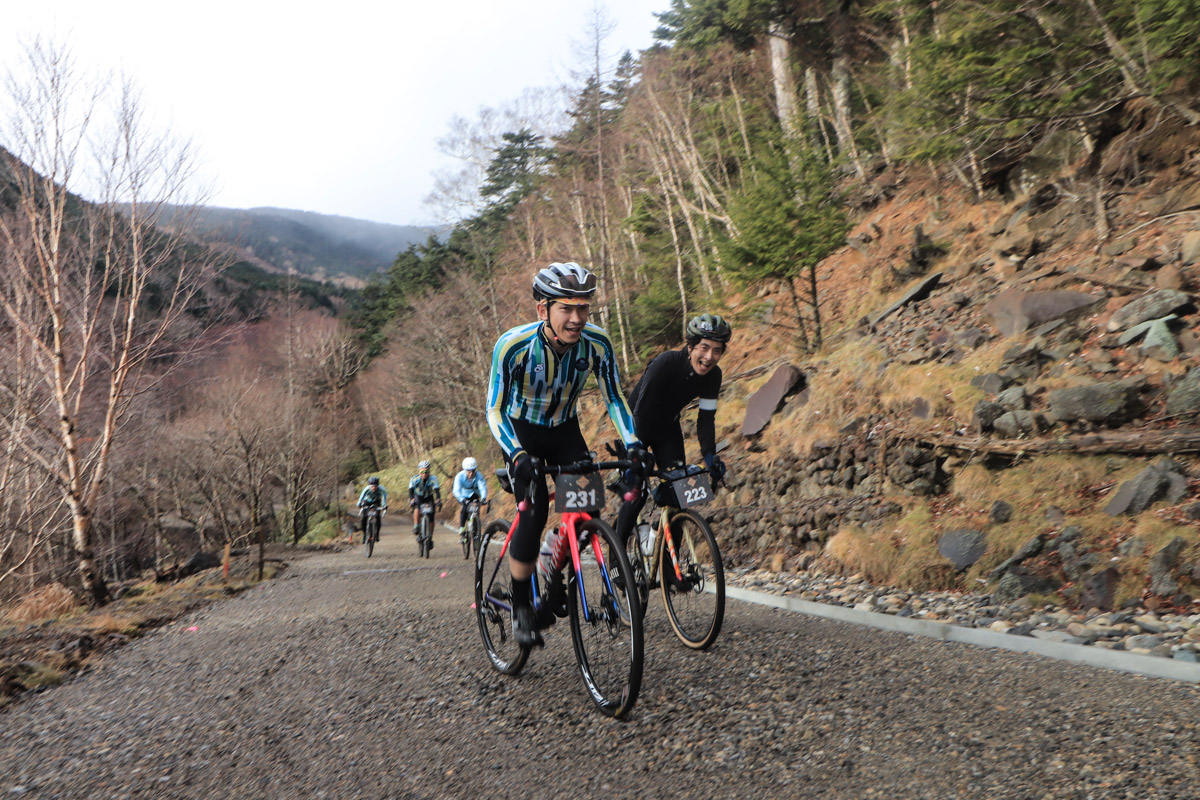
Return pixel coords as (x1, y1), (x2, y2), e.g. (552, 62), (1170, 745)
(548, 574), (569, 618)
(513, 604), (544, 648)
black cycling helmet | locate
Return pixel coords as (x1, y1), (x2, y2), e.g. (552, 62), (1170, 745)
(532, 262), (597, 301)
(686, 313), (732, 344)
(368, 476), (380, 485)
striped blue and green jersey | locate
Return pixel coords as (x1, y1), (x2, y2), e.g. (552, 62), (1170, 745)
(486, 321), (640, 459)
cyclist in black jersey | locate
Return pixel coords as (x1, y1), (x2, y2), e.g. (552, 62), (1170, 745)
(486, 262), (649, 648)
(616, 314), (732, 542)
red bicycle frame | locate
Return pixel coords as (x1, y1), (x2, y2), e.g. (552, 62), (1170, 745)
(484, 495), (613, 624)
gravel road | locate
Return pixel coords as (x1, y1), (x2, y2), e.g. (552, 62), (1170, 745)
(3, 515), (1199, 799)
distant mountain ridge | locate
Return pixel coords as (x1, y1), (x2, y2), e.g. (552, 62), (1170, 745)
(182, 206), (437, 286)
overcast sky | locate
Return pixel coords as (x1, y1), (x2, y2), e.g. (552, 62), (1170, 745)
(6, 1), (668, 227)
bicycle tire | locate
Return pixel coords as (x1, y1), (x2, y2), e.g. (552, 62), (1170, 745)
(659, 509), (725, 650)
(470, 515), (482, 558)
(461, 514), (472, 560)
(623, 527), (650, 621)
(365, 514), (379, 558)
(475, 519), (530, 675)
(420, 516), (432, 558)
(567, 518), (643, 719)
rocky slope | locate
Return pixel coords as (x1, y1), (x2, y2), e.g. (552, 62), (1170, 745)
(661, 101), (1200, 616)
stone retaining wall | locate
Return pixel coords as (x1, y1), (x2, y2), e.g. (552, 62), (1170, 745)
(708, 416), (947, 560)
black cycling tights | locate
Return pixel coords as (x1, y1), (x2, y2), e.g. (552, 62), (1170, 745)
(508, 418), (589, 564)
(615, 426), (685, 542)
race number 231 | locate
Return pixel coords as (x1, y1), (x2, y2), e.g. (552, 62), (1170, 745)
(564, 488), (599, 509)
(555, 472), (604, 512)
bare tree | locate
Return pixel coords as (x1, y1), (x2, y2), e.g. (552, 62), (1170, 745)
(0, 39), (213, 604)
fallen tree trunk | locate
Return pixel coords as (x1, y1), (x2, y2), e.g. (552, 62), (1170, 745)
(905, 429), (1200, 457)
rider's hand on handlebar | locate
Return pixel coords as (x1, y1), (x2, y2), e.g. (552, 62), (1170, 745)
(627, 444), (651, 478)
(704, 452), (727, 484)
(513, 452), (535, 485)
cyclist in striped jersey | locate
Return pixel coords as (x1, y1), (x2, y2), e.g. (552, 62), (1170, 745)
(486, 262), (649, 647)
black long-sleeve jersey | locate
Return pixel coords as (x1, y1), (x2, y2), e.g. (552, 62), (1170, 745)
(627, 347), (722, 458)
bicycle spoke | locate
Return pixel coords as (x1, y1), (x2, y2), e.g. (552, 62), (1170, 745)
(475, 520), (529, 675)
(660, 509), (725, 650)
(568, 519), (642, 719)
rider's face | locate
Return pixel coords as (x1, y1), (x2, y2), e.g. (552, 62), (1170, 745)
(466, 469), (476, 479)
(688, 339), (726, 375)
(539, 300), (590, 345)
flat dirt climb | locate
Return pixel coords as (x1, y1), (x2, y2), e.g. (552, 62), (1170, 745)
(2, 516), (1199, 799)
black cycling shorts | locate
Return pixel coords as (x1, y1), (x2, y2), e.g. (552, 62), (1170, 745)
(506, 417), (589, 564)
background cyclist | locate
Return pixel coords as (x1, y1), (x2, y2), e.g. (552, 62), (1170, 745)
(453, 457), (489, 540)
(615, 313), (732, 542)
(408, 460), (442, 546)
(486, 262), (648, 647)
(356, 476), (388, 542)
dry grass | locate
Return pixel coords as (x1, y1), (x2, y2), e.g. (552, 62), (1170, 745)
(824, 504), (962, 591)
(4, 583), (80, 625)
(876, 337), (1010, 424)
(775, 340), (889, 455)
(826, 526), (900, 586)
(19, 662), (64, 690)
(82, 611), (145, 636)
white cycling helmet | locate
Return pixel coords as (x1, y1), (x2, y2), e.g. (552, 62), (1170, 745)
(418, 459), (431, 470)
(462, 457), (478, 471)
(532, 262), (597, 301)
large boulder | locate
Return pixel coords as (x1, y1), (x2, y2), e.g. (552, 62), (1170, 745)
(1106, 289), (1192, 332)
(938, 529), (988, 571)
(1182, 231), (1200, 265)
(983, 289), (1102, 337)
(741, 365), (806, 437)
(1165, 368), (1200, 416)
(1048, 379), (1144, 425)
(992, 409), (1044, 438)
(1080, 567), (1120, 612)
(1149, 537), (1189, 596)
(1105, 460), (1191, 516)
(992, 567), (1061, 605)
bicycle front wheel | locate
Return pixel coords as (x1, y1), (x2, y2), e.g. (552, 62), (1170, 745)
(568, 518), (643, 719)
(461, 524), (471, 560)
(365, 516), (378, 558)
(475, 519), (529, 675)
(470, 516), (482, 558)
(623, 528), (650, 621)
(420, 517), (432, 558)
(659, 509), (725, 650)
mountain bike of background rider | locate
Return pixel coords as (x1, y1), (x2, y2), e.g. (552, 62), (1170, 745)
(620, 462), (725, 650)
(460, 496), (488, 560)
(363, 504), (383, 558)
(416, 501), (436, 558)
(474, 457), (643, 719)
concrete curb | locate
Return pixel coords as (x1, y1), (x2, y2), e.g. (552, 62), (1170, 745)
(726, 585), (1200, 684)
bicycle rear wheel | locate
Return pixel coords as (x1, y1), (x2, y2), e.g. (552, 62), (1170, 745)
(660, 509), (725, 650)
(567, 518), (643, 719)
(475, 519), (529, 675)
